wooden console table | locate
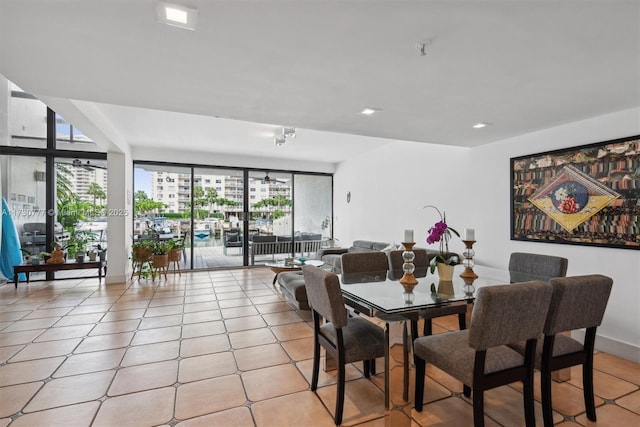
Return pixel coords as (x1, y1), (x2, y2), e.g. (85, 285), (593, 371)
(13, 261), (105, 288)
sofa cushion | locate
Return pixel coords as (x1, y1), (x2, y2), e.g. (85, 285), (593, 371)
(351, 240), (375, 250)
(251, 235), (277, 243)
(277, 271), (309, 310)
(371, 241), (392, 251)
(301, 232), (322, 241)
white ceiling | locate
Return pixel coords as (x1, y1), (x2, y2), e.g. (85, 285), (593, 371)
(1, 0), (639, 164)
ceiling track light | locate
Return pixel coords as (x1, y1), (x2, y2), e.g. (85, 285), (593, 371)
(273, 126), (296, 146)
(283, 127), (296, 139)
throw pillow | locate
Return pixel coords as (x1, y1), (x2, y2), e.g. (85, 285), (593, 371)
(380, 242), (398, 253)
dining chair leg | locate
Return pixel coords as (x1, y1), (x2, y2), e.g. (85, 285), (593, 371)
(370, 359), (376, 375)
(423, 319), (433, 336)
(363, 360), (370, 378)
(311, 321), (321, 391)
(411, 319), (419, 341)
(403, 321), (409, 401)
(458, 311), (467, 330)
(384, 322), (390, 409)
(472, 390), (485, 427)
(541, 368), (554, 427)
(463, 384), (471, 397)
(584, 357), (597, 421)
(414, 356), (426, 412)
(523, 373), (536, 427)
(583, 328), (597, 421)
(335, 363), (345, 425)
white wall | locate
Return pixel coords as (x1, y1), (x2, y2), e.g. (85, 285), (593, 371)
(0, 76), (8, 250)
(334, 108), (640, 362)
(132, 146), (335, 175)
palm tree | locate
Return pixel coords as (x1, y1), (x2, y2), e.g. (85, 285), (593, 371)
(86, 182), (106, 216)
(204, 187), (218, 216)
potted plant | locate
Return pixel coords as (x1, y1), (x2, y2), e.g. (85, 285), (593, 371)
(131, 240), (154, 280)
(39, 251), (51, 263)
(131, 240), (153, 262)
(152, 241), (169, 264)
(151, 241), (170, 279)
(20, 248), (34, 264)
(64, 229), (94, 263)
(424, 205), (460, 280)
(167, 238), (183, 263)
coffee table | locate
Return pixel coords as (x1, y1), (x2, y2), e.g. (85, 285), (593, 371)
(264, 259), (324, 284)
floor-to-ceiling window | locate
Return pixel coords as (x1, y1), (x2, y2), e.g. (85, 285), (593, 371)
(134, 162), (332, 270)
(0, 81), (107, 281)
(293, 173), (333, 249)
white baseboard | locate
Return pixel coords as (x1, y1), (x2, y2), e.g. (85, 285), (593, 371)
(572, 330), (640, 363)
(105, 274), (127, 285)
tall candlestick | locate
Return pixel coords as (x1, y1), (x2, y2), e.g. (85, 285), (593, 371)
(464, 228), (475, 241)
(404, 229), (414, 243)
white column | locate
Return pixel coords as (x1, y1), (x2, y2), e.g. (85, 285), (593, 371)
(106, 152), (132, 284)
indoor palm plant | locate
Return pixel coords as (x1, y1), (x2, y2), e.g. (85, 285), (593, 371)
(424, 205), (460, 278)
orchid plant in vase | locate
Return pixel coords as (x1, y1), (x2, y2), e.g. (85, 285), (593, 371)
(424, 205), (460, 274)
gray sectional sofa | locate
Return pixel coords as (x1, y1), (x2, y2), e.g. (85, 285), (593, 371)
(317, 240), (392, 274)
(277, 240), (392, 310)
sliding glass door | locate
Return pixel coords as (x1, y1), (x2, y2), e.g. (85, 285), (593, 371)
(133, 164), (192, 269)
(193, 167), (245, 268)
(133, 162), (331, 270)
(294, 174), (333, 256)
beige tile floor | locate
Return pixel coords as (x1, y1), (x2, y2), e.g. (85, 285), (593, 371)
(0, 269), (638, 426)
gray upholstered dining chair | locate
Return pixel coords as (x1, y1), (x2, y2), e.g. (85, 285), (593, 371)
(340, 251), (389, 279)
(341, 250), (411, 401)
(302, 265), (385, 425)
(388, 248), (468, 337)
(414, 281), (553, 427)
(508, 252), (568, 283)
(509, 274), (613, 427)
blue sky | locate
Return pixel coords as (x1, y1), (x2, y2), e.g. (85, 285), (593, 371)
(134, 168), (152, 196)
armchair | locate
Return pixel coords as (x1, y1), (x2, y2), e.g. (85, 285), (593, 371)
(223, 231), (243, 255)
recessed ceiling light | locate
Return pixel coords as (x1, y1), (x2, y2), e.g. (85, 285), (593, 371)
(156, 2), (197, 30)
(361, 108), (380, 116)
(472, 123), (491, 129)
(165, 7), (188, 24)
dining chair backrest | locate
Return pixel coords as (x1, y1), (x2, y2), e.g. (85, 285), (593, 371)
(387, 249), (430, 270)
(303, 265), (348, 329)
(545, 274), (613, 335)
(469, 281), (552, 351)
(508, 252), (568, 282)
(341, 252), (389, 275)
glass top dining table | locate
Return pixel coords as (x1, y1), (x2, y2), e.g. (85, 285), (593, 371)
(339, 264), (552, 317)
(336, 264), (556, 413)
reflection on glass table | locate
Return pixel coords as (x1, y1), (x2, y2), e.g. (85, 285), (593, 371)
(264, 259), (324, 284)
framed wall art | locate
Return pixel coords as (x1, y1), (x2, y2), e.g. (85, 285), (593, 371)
(511, 134), (640, 249)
